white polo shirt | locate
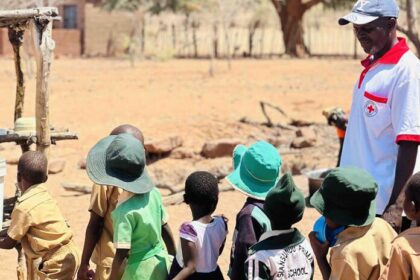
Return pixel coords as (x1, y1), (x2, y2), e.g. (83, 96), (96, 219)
(340, 38), (420, 215)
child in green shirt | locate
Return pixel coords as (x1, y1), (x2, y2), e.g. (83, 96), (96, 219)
(86, 133), (175, 280)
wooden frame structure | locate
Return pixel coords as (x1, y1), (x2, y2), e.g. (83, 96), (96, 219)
(0, 7), (78, 154)
(0, 8), (77, 280)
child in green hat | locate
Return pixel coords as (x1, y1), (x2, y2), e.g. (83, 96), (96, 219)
(309, 167), (397, 280)
(246, 173), (314, 280)
(226, 141), (282, 280)
(380, 172), (420, 279)
(86, 133), (175, 280)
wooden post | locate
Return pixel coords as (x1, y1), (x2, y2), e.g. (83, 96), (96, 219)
(8, 25), (26, 122)
(30, 17), (55, 159)
(8, 25), (30, 153)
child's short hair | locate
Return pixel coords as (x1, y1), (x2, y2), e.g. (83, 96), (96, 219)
(18, 151), (48, 184)
(405, 172), (420, 211)
(184, 171), (219, 215)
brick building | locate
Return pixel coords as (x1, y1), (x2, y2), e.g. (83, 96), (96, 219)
(0, 0), (87, 56)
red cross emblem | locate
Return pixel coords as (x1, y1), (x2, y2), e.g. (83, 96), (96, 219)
(364, 101), (377, 117)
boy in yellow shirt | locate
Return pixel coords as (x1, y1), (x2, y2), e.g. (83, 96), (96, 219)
(0, 151), (80, 280)
(381, 172), (420, 280)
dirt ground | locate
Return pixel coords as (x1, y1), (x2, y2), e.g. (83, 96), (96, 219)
(0, 58), (360, 279)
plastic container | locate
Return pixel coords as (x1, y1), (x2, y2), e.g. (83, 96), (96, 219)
(0, 158), (5, 230)
(305, 168), (331, 197)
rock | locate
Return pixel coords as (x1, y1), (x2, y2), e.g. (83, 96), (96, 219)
(195, 158), (233, 180)
(296, 127), (317, 142)
(170, 147), (196, 159)
(291, 162), (307, 175)
(291, 137), (314, 149)
(77, 157), (87, 169)
(145, 136), (183, 154)
(267, 136), (290, 147)
(201, 138), (242, 159)
(48, 159), (66, 174)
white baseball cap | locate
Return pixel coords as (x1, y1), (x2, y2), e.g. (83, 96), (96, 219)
(339, 0), (399, 26)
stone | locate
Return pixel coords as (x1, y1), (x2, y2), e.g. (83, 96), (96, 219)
(296, 127), (317, 142)
(170, 147), (196, 159)
(77, 157), (87, 169)
(291, 137), (314, 149)
(145, 136), (183, 154)
(201, 138), (242, 159)
(48, 159), (66, 174)
(267, 136), (290, 147)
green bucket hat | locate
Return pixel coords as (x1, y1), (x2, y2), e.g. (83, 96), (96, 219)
(310, 167), (377, 227)
(86, 133), (154, 194)
(227, 141), (282, 200)
(264, 173), (305, 228)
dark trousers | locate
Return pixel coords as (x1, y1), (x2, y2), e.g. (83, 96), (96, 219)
(168, 259), (224, 280)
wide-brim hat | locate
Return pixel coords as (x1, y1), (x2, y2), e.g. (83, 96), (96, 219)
(310, 167), (377, 227)
(227, 141), (282, 200)
(264, 173), (305, 228)
(86, 133), (154, 194)
(339, 0), (399, 25)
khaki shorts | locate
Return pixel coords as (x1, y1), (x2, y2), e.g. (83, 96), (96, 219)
(37, 241), (81, 280)
(94, 265), (111, 280)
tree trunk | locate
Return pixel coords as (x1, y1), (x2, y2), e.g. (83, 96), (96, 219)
(404, 0), (420, 56)
(213, 23), (219, 58)
(271, 0), (320, 57)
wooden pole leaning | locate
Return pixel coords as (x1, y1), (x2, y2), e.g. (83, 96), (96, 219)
(31, 17), (55, 160)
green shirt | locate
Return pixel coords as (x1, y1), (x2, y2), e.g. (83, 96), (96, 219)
(112, 188), (169, 280)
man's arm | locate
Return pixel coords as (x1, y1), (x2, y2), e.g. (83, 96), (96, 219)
(162, 223), (176, 256)
(109, 249), (128, 280)
(387, 141), (418, 208)
(77, 212), (104, 280)
(382, 142), (418, 230)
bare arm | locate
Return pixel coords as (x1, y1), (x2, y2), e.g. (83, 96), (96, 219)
(387, 141), (418, 208)
(309, 232), (331, 280)
(162, 223), (176, 256)
(77, 212), (104, 280)
(0, 235), (17, 250)
(109, 249), (129, 280)
(173, 238), (197, 280)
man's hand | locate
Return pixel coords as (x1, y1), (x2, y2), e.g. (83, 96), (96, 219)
(381, 197), (404, 232)
(77, 264), (95, 280)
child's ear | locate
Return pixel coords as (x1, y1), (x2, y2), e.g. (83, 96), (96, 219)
(183, 193), (189, 204)
(403, 198), (417, 221)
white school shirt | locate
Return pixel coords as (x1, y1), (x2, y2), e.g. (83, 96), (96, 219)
(340, 38), (420, 215)
(246, 229), (314, 280)
(176, 216), (227, 273)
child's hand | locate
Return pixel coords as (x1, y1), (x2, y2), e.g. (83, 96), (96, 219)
(77, 264), (95, 280)
(309, 231), (329, 259)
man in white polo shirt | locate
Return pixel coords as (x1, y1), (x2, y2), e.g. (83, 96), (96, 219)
(338, 0), (420, 231)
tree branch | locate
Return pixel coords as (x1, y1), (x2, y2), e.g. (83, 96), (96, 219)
(397, 25), (410, 36)
(303, 0), (325, 11)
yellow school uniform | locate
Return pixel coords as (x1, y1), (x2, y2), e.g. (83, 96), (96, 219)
(88, 184), (122, 279)
(7, 183), (80, 280)
(330, 218), (396, 280)
(380, 227), (420, 280)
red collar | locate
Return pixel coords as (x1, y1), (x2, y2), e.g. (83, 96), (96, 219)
(360, 37), (409, 68)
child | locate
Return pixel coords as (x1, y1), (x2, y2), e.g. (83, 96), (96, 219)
(246, 173), (314, 280)
(309, 167), (397, 280)
(86, 133), (173, 280)
(78, 125), (176, 280)
(0, 151), (80, 279)
(380, 172), (420, 279)
(168, 171), (228, 280)
(227, 141), (282, 280)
